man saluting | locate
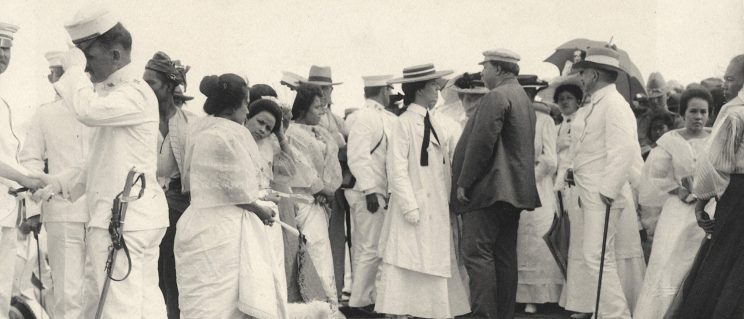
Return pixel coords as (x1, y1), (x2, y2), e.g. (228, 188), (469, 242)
(37, 5), (168, 318)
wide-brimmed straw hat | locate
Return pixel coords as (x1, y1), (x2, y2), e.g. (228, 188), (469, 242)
(300, 65), (343, 86)
(573, 46), (624, 74)
(389, 63), (453, 84)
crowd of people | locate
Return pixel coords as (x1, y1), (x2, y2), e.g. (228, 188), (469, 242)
(0, 4), (743, 319)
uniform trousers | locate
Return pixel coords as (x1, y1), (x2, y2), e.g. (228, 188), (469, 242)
(45, 221), (86, 319)
(345, 190), (385, 307)
(83, 227), (167, 319)
(0, 226), (17, 319)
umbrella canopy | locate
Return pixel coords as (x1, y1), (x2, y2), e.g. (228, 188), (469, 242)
(544, 38), (646, 104)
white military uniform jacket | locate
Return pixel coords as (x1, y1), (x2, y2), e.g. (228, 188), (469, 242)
(54, 64), (168, 231)
(572, 84), (643, 210)
(378, 103), (459, 277)
(19, 97), (90, 223)
(346, 99), (397, 196)
(0, 97), (25, 227)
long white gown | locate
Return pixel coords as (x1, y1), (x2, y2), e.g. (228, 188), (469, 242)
(516, 111), (564, 303)
(175, 117), (288, 319)
(633, 130), (713, 319)
(375, 104), (470, 318)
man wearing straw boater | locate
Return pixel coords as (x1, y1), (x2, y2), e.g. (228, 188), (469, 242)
(344, 74), (396, 314)
(19, 50), (91, 319)
(38, 5), (168, 318)
(451, 49), (539, 319)
(571, 46), (643, 319)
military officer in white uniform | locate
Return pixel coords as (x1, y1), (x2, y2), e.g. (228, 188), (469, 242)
(37, 6), (168, 318)
(344, 75), (397, 312)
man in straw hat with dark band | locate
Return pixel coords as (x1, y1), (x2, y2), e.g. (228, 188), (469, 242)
(376, 63), (470, 319)
(570, 46), (644, 319)
(143, 51), (195, 319)
(451, 49), (540, 319)
(344, 74), (396, 315)
(18, 50), (92, 319)
(36, 5), (168, 318)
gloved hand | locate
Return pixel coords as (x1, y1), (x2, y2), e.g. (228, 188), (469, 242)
(365, 193), (380, 213)
(404, 209), (420, 225)
(60, 47), (87, 73)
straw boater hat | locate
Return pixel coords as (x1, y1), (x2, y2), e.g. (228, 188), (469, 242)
(280, 71), (306, 89)
(64, 5), (118, 48)
(389, 63), (453, 84)
(362, 74), (393, 88)
(646, 72), (668, 98)
(301, 65), (343, 86)
(573, 46), (624, 74)
(0, 22), (19, 48)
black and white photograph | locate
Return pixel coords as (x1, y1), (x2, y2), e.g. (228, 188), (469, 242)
(0, 1), (742, 318)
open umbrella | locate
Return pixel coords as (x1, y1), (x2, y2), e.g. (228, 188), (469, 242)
(544, 38), (646, 104)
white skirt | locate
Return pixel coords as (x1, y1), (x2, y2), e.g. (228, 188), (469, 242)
(632, 199), (714, 319)
(375, 230), (470, 318)
(516, 175), (564, 303)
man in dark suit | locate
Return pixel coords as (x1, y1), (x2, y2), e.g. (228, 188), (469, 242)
(451, 49), (541, 319)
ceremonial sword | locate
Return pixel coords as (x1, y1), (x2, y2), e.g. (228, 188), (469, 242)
(94, 167), (146, 319)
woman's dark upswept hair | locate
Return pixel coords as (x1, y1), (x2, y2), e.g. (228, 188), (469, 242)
(291, 83), (324, 120)
(199, 74), (249, 116)
(248, 98), (283, 133)
(401, 80), (429, 106)
(553, 83), (584, 103)
(679, 87), (713, 115)
(249, 84), (278, 104)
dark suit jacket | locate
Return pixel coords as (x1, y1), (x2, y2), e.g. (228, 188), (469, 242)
(450, 76), (541, 213)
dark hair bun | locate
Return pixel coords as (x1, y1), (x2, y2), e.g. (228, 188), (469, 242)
(199, 75), (221, 98)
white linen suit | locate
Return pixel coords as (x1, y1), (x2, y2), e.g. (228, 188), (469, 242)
(571, 84), (644, 319)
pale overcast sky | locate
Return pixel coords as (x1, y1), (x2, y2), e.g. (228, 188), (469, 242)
(1, 0), (743, 134)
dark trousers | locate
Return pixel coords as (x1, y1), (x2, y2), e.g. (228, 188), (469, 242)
(461, 201), (521, 319)
(330, 188), (350, 298)
(158, 181), (190, 319)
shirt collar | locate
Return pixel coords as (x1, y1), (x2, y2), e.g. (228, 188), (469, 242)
(589, 83), (616, 103)
(407, 103), (429, 117)
(101, 63), (134, 88)
(364, 99), (385, 111)
(738, 87), (744, 102)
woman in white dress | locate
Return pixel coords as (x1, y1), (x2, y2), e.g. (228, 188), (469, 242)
(375, 64), (470, 319)
(633, 87), (713, 319)
(175, 74), (287, 319)
(517, 101), (563, 313)
(284, 84), (344, 317)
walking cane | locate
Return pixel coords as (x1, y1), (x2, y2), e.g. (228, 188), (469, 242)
(594, 203), (612, 317)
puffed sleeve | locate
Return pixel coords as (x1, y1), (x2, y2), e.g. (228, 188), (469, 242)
(693, 112), (743, 199)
